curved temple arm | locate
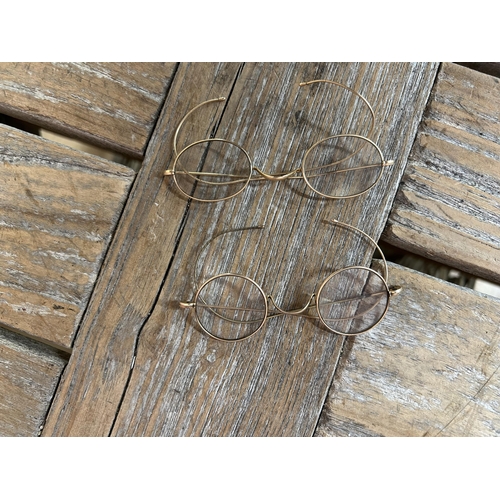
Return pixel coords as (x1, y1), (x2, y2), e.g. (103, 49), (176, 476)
(192, 225), (265, 285)
(173, 97), (227, 157)
(327, 219), (389, 282)
(299, 79), (376, 140)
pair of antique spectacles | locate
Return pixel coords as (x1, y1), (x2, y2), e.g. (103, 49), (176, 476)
(164, 80), (394, 202)
(178, 220), (402, 342)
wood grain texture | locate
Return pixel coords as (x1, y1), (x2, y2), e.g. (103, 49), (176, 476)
(0, 124), (135, 349)
(0, 326), (67, 436)
(315, 262), (500, 437)
(43, 63), (439, 436)
(0, 62), (176, 158)
(383, 62), (500, 284)
(42, 63), (245, 436)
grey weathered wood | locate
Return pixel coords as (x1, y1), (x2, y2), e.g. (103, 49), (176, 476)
(43, 63), (439, 436)
(0, 124), (135, 349)
(383, 62), (500, 284)
(315, 262), (500, 437)
(0, 326), (67, 436)
(42, 63), (245, 436)
(0, 62), (176, 158)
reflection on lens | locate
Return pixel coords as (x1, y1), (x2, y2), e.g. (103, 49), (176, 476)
(173, 139), (252, 202)
(302, 134), (384, 199)
(195, 274), (267, 341)
(317, 267), (389, 335)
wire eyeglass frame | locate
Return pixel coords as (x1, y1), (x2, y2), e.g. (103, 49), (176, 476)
(164, 80), (394, 202)
(179, 220), (402, 342)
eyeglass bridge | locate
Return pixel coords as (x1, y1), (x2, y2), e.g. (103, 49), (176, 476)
(266, 293), (316, 317)
(252, 167), (301, 182)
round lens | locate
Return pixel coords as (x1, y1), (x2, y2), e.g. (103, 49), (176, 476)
(195, 274), (268, 341)
(317, 267), (389, 335)
(302, 134), (384, 199)
(173, 139), (252, 202)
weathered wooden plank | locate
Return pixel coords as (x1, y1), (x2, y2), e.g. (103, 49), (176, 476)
(314, 262), (500, 437)
(0, 124), (135, 349)
(383, 62), (500, 284)
(0, 62), (176, 158)
(43, 63), (438, 436)
(0, 326), (67, 436)
(42, 63), (245, 436)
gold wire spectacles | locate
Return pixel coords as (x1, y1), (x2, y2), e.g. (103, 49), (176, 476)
(164, 80), (394, 202)
(179, 220), (402, 342)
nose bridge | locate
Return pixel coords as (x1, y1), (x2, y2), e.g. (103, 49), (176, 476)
(253, 166), (301, 181)
(267, 294), (315, 316)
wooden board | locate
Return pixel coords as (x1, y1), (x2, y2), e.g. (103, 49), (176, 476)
(0, 62), (176, 158)
(42, 62), (439, 436)
(383, 62), (500, 284)
(315, 262), (500, 437)
(0, 124), (135, 350)
(0, 326), (67, 436)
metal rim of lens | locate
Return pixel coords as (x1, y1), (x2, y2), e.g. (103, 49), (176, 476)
(301, 134), (385, 199)
(172, 138), (253, 202)
(316, 266), (390, 336)
(194, 273), (268, 342)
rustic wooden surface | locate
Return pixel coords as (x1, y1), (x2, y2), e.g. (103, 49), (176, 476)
(0, 62), (176, 158)
(383, 62), (500, 284)
(315, 261), (500, 437)
(0, 124), (135, 350)
(42, 62), (439, 436)
(0, 326), (67, 436)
